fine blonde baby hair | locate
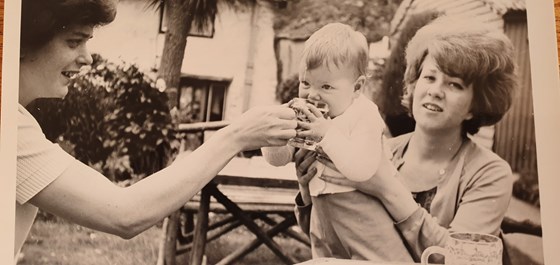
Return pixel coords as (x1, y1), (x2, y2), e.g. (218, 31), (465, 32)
(300, 22), (369, 78)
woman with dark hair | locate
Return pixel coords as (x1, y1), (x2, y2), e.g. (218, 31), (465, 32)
(295, 16), (517, 262)
(16, 0), (297, 259)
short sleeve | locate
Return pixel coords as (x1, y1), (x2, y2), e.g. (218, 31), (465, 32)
(16, 105), (76, 204)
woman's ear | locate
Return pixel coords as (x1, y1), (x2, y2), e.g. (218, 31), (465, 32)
(464, 111), (474, 121)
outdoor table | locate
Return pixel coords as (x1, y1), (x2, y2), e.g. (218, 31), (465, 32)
(181, 156), (308, 265)
(295, 258), (421, 265)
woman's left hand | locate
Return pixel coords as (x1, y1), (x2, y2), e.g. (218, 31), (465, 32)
(226, 105), (297, 151)
(318, 152), (419, 222)
(316, 153), (384, 198)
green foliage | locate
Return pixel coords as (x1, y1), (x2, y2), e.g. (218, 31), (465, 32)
(378, 11), (440, 136)
(274, 0), (402, 42)
(276, 74), (300, 104)
(28, 54), (180, 183)
(379, 11), (440, 116)
(513, 169), (540, 207)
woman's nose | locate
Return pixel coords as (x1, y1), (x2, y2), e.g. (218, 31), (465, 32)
(427, 82), (444, 98)
(77, 46), (93, 66)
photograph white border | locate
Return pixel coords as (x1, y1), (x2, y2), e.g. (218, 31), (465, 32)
(526, 1), (560, 264)
(1, 0), (21, 264)
(1, 1), (560, 264)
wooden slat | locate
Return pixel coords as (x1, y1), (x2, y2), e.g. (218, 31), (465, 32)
(176, 120), (229, 132)
(185, 185), (298, 213)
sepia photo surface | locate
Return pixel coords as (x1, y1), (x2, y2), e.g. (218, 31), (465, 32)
(2, 0), (560, 264)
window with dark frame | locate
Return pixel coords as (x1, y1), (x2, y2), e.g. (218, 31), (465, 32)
(177, 77), (229, 124)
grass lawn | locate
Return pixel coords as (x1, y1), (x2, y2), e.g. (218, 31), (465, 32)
(18, 218), (311, 265)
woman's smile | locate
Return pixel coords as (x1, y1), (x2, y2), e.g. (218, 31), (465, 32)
(422, 102), (443, 112)
(61, 70), (80, 80)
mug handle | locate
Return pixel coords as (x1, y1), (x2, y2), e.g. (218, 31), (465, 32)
(421, 246), (447, 265)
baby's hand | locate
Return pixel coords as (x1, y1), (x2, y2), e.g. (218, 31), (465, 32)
(296, 104), (332, 140)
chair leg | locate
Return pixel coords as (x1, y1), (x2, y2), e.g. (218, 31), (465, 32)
(189, 186), (212, 265)
(215, 215), (297, 265)
(177, 211), (195, 245)
(208, 183), (297, 265)
(258, 214), (310, 247)
(164, 211), (181, 265)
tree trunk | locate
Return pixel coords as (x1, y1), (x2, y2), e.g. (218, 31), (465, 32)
(159, 0), (195, 110)
(159, 1), (196, 264)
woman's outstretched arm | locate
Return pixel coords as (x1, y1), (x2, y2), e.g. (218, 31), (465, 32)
(28, 105), (297, 239)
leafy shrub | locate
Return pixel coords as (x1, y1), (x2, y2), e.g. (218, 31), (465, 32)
(379, 11), (440, 136)
(276, 73), (300, 104)
(28, 54), (180, 183)
(512, 169), (540, 207)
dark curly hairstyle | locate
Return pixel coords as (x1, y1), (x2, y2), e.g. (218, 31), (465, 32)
(402, 16), (517, 135)
(21, 0), (117, 51)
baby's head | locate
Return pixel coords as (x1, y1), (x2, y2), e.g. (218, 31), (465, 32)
(297, 23), (369, 117)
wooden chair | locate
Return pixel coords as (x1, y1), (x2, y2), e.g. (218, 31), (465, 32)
(176, 183), (310, 265)
(160, 121), (310, 265)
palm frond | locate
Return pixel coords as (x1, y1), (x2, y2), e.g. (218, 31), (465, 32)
(145, 0), (164, 11)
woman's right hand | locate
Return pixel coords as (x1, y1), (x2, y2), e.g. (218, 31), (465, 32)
(225, 105), (297, 151)
(294, 148), (316, 205)
(294, 149), (317, 187)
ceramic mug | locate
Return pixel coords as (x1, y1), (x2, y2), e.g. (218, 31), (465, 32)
(421, 232), (503, 265)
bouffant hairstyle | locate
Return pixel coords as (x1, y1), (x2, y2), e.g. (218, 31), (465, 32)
(299, 22), (369, 78)
(402, 16), (517, 135)
(21, 0), (117, 51)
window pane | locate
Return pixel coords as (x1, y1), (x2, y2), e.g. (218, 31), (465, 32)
(177, 84), (207, 123)
(209, 84), (226, 121)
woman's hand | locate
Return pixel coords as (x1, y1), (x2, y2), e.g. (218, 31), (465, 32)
(225, 105), (297, 151)
(317, 154), (419, 222)
(316, 153), (383, 198)
(294, 148), (316, 205)
(295, 149), (317, 187)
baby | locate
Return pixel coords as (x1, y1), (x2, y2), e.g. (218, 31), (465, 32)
(262, 23), (412, 261)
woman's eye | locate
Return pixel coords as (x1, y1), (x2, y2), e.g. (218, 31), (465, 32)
(300, 81), (309, 87)
(449, 82), (464, 90)
(422, 75), (435, 81)
(67, 39), (83, 48)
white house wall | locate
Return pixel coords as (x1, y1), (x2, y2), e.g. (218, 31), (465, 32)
(89, 0), (161, 70)
(246, 2), (279, 111)
(88, 0), (279, 121)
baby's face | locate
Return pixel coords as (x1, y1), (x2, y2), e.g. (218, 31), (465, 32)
(298, 63), (360, 117)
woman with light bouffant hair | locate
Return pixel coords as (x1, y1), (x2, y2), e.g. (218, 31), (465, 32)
(295, 16), (518, 263)
(401, 16), (517, 136)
